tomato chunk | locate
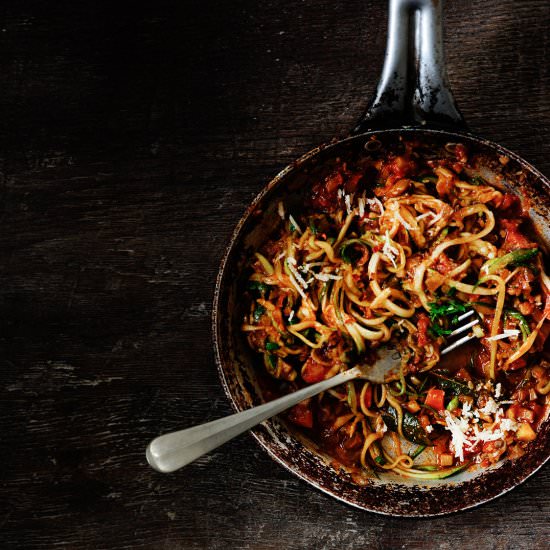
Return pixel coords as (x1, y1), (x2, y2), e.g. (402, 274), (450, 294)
(288, 401), (313, 428)
(301, 357), (330, 383)
(362, 384), (373, 409)
(425, 387), (445, 411)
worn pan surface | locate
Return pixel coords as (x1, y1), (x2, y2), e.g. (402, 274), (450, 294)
(212, 0), (550, 516)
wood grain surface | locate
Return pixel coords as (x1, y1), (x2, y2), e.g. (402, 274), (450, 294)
(0, 0), (548, 548)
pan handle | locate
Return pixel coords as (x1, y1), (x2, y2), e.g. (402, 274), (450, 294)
(353, 0), (468, 133)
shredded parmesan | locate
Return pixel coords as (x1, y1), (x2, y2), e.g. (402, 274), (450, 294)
(288, 310), (295, 323)
(382, 231), (398, 268)
(443, 411), (469, 462)
(485, 329), (520, 342)
(277, 201), (285, 220)
(494, 383), (502, 399)
(314, 272), (343, 282)
(395, 209), (413, 231)
(366, 197), (384, 215)
(358, 197), (365, 218)
(288, 214), (302, 234)
(479, 398), (499, 415)
(344, 193), (353, 215)
(499, 418), (518, 432)
(286, 257), (309, 289)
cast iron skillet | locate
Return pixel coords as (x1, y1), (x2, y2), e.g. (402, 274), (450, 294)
(213, 0), (550, 516)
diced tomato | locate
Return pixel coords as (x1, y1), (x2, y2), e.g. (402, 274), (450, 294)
(310, 171), (343, 211)
(380, 155), (417, 180)
(497, 193), (522, 217)
(362, 384), (373, 409)
(288, 401), (313, 428)
(436, 174), (455, 197)
(501, 219), (534, 250)
(454, 143), (468, 163)
(417, 313), (431, 347)
(425, 387), (445, 411)
(301, 357), (330, 383)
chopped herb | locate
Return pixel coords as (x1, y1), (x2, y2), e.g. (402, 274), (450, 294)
(309, 220), (318, 234)
(247, 280), (271, 298)
(374, 455), (386, 465)
(432, 373), (474, 396)
(264, 353), (277, 372)
(446, 286), (457, 297)
(265, 341), (280, 351)
(253, 304), (266, 322)
(470, 175), (486, 186)
(428, 299), (469, 322)
(428, 324), (453, 338)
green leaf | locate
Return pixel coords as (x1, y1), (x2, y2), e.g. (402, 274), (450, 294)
(253, 304), (266, 322)
(382, 406), (431, 446)
(432, 373), (474, 397)
(470, 175), (486, 186)
(247, 281), (271, 298)
(428, 298), (469, 322)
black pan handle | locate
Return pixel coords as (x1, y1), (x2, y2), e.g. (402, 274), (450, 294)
(353, 0), (468, 134)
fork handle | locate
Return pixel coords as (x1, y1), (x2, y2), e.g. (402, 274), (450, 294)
(146, 366), (361, 473)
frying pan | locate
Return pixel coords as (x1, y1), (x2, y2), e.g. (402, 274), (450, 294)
(212, 0), (550, 515)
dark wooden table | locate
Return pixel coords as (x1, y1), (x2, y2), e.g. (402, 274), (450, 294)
(1, 1), (548, 548)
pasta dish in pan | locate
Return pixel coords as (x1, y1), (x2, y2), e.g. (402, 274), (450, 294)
(242, 138), (550, 479)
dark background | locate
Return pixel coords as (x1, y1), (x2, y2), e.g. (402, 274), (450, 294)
(0, 0), (548, 548)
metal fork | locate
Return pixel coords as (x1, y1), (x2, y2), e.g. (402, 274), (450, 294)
(146, 311), (479, 473)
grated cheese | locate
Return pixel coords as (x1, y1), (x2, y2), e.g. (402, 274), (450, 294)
(366, 197), (384, 215)
(314, 272), (343, 282)
(494, 383), (502, 399)
(499, 418), (518, 432)
(288, 310), (295, 323)
(277, 201), (285, 220)
(344, 193), (353, 215)
(443, 411), (470, 462)
(382, 231), (399, 268)
(485, 329), (520, 342)
(286, 257), (309, 289)
(358, 197), (365, 218)
(478, 398), (499, 416)
(288, 214), (303, 234)
(395, 208), (413, 231)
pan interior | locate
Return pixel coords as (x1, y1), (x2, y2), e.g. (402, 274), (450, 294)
(214, 129), (550, 515)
